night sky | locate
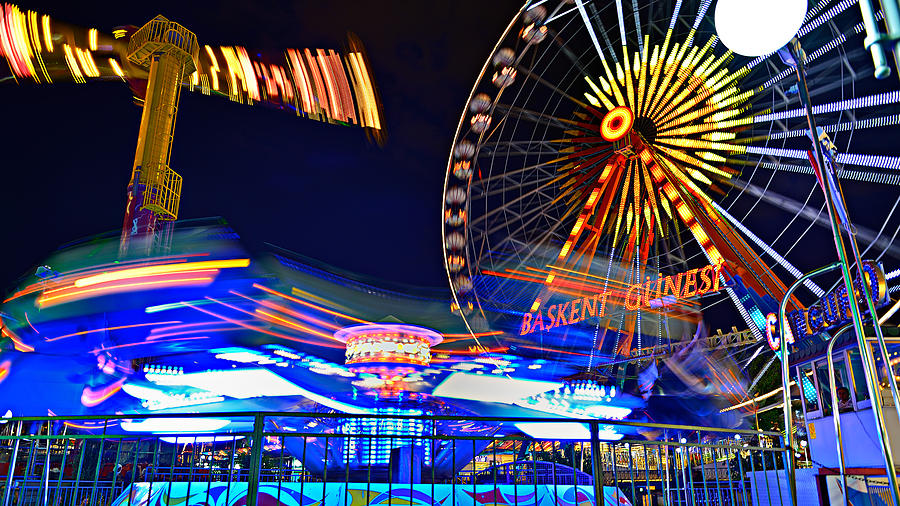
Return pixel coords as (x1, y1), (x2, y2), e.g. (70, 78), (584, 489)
(2, 1), (899, 337)
(0, 0), (521, 291)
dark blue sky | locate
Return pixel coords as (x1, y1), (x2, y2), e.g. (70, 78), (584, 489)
(2, 1), (897, 339)
(0, 1), (521, 290)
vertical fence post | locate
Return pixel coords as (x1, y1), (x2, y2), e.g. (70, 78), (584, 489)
(89, 419), (109, 506)
(2, 421), (22, 506)
(39, 421), (52, 506)
(589, 422), (603, 506)
(247, 413), (265, 506)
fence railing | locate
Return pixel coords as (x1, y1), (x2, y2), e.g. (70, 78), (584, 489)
(0, 411), (789, 506)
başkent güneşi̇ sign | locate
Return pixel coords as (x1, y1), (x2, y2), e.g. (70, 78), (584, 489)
(519, 263), (723, 335)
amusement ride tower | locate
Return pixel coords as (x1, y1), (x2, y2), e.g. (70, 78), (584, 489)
(119, 16), (198, 256)
(0, 4), (384, 258)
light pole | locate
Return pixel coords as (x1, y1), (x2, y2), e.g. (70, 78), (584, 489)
(787, 36), (900, 504)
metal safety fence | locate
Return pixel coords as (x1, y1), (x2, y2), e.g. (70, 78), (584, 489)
(0, 412), (789, 506)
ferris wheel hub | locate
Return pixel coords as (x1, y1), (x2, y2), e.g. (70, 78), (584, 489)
(600, 106), (634, 142)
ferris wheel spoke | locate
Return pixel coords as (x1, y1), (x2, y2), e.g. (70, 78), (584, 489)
(712, 201), (825, 296)
(726, 158), (900, 187)
(516, 62), (591, 109)
(546, 5), (580, 24)
(575, 0), (614, 63)
(470, 185), (560, 228)
(739, 0), (864, 74)
(857, 196), (900, 261)
(494, 102), (577, 131)
(754, 19), (873, 91)
(496, 207), (580, 265)
(744, 52), (868, 116)
(753, 82), (900, 126)
(628, 0), (644, 53)
(474, 169), (559, 198)
(478, 139), (561, 158)
(876, 213), (900, 264)
(766, 113), (900, 142)
(727, 177), (900, 259)
(781, 202), (828, 261)
(473, 172), (559, 197)
(546, 24), (597, 81)
(737, 145), (900, 172)
(485, 203), (562, 245)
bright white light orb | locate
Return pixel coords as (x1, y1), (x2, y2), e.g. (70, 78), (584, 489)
(714, 0), (807, 57)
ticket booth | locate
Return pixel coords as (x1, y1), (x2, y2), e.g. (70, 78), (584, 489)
(789, 326), (900, 504)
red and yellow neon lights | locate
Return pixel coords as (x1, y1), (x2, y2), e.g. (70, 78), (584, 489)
(73, 258), (249, 287)
(520, 262), (723, 335)
(519, 292), (609, 335)
(36, 258), (249, 307)
(624, 262), (723, 310)
(600, 106), (634, 142)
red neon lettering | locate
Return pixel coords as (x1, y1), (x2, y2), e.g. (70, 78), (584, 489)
(569, 299), (581, 324)
(519, 312), (532, 335)
(682, 268), (698, 298)
(625, 284), (642, 310)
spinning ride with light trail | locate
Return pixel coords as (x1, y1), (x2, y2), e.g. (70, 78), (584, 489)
(0, 4), (385, 255)
(442, 0), (900, 381)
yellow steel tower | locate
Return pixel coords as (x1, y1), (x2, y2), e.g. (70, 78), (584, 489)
(120, 15), (198, 255)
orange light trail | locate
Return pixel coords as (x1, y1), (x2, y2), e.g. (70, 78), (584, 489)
(540, 265), (635, 290)
(89, 336), (210, 354)
(64, 421), (116, 430)
(73, 258), (249, 287)
(2, 326), (33, 352)
(46, 321), (182, 342)
(38, 277), (215, 306)
(23, 311), (38, 334)
(481, 269), (607, 300)
(81, 377), (126, 407)
(255, 309), (340, 341)
(0, 361), (10, 383)
(253, 283), (369, 324)
(186, 299), (342, 348)
(230, 290), (341, 331)
(517, 267), (624, 293)
(43, 269), (220, 295)
(437, 331), (504, 344)
(4, 253), (211, 302)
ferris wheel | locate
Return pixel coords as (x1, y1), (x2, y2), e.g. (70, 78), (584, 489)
(441, 0), (900, 377)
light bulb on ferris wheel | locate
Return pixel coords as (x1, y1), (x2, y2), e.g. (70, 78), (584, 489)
(714, 0), (808, 57)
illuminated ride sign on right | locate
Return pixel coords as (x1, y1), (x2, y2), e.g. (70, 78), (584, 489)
(783, 260), (889, 345)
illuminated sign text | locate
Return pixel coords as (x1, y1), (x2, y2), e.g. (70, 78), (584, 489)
(520, 263), (723, 335)
(520, 292), (609, 335)
(625, 263), (723, 310)
(786, 260), (888, 340)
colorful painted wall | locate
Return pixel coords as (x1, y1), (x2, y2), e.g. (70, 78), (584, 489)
(112, 482), (633, 506)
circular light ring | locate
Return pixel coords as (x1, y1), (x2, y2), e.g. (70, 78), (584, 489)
(600, 106), (634, 142)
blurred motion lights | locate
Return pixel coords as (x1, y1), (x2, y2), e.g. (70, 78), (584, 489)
(334, 323), (443, 367)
